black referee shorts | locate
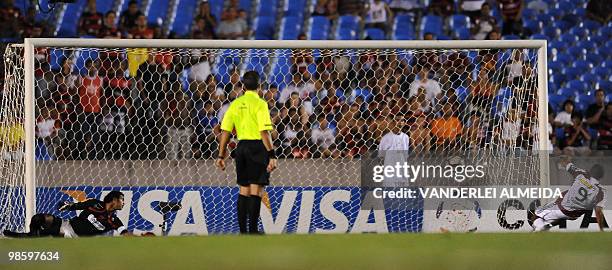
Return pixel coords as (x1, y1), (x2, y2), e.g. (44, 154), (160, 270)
(233, 140), (270, 186)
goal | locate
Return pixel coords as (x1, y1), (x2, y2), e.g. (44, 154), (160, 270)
(1, 39), (549, 235)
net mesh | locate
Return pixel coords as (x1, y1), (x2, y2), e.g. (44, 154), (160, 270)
(1, 44), (544, 234)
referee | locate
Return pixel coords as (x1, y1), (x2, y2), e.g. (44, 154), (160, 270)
(215, 71), (277, 234)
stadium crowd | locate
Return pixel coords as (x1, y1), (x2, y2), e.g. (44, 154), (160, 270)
(0, 0), (609, 161)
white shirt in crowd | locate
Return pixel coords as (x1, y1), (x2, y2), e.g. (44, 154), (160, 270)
(278, 82), (315, 103)
(501, 119), (521, 142)
(461, 0), (486, 11)
(408, 78), (442, 102)
(367, 0), (388, 23)
(554, 111), (573, 126)
(378, 131), (410, 187)
(188, 60), (211, 82)
(389, 0), (421, 10)
(311, 127), (335, 149)
(36, 119), (55, 138)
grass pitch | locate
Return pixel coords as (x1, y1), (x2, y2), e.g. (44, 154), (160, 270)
(1, 233), (611, 270)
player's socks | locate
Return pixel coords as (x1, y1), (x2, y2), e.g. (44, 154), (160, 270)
(237, 194), (249, 234)
(248, 195), (262, 234)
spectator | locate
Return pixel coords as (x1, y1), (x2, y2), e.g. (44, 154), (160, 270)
(192, 17), (216, 39)
(586, 89), (606, 128)
(78, 0), (104, 37)
(561, 112), (591, 155)
(21, 7), (47, 38)
(188, 49), (213, 84)
(194, 0), (217, 31)
(36, 107), (59, 159)
(216, 7), (248, 40)
(498, 108), (521, 147)
(0, 0), (22, 39)
(161, 87), (194, 160)
(554, 100), (575, 128)
(281, 92), (310, 127)
(486, 28), (501, 40)
(586, 0), (611, 24)
(408, 65), (442, 104)
(128, 15), (154, 39)
(471, 2), (498, 40)
(99, 11), (122, 38)
(194, 101), (220, 159)
(506, 49), (526, 84)
(312, 0), (340, 20)
(311, 114), (336, 158)
(526, 0), (548, 13)
(119, 0), (143, 32)
(338, 0), (364, 15)
(431, 102), (462, 152)
(497, 0), (524, 36)
(291, 49), (314, 77)
(409, 114), (431, 154)
(77, 60), (103, 159)
(102, 62), (131, 159)
(429, 0), (455, 18)
(596, 103), (612, 150)
(464, 112), (485, 150)
(279, 73), (316, 103)
(278, 107), (306, 158)
(364, 0), (393, 34)
(389, 0), (421, 15)
(459, 0), (486, 20)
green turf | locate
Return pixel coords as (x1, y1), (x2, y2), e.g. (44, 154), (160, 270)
(1, 233), (611, 270)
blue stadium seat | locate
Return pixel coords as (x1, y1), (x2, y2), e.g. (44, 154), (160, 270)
(542, 26), (560, 39)
(558, 33), (578, 45)
(566, 80), (588, 93)
(581, 20), (602, 31)
(74, 49), (99, 75)
(549, 73), (565, 90)
(551, 20), (571, 32)
(524, 20), (541, 34)
(549, 40), (565, 52)
(392, 14), (415, 40)
(147, 0), (171, 26)
(420, 15), (443, 38)
(573, 7), (586, 17)
(284, 0), (306, 21)
(239, 0), (252, 12)
(536, 13), (553, 24)
(171, 0), (199, 37)
(585, 53), (602, 65)
(530, 33), (547, 40)
(553, 54), (571, 64)
(548, 94), (566, 112)
(335, 15), (360, 40)
(556, 87), (579, 99)
(208, 0), (224, 21)
(449, 14), (470, 40)
(243, 49), (270, 77)
(96, 0), (114, 13)
(49, 49), (67, 71)
(562, 66), (580, 80)
(268, 49), (291, 89)
(567, 46), (586, 58)
(257, 0), (278, 18)
(592, 66), (608, 79)
(577, 40), (597, 52)
(503, 35), (520, 40)
(279, 16), (302, 40)
(57, 0), (86, 37)
(548, 61), (564, 73)
(253, 16), (276, 39)
(591, 31), (607, 45)
(597, 81), (612, 91)
(365, 28), (385, 40)
(573, 60), (592, 70)
(308, 16), (330, 40)
(568, 27), (590, 39)
(522, 8), (536, 20)
(580, 73), (598, 87)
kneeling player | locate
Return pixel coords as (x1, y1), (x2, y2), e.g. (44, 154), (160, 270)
(3, 191), (128, 237)
(531, 159), (606, 232)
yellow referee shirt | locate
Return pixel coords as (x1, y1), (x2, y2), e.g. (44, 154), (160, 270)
(221, 90), (273, 140)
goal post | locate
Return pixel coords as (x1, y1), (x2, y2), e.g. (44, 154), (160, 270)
(4, 38), (549, 234)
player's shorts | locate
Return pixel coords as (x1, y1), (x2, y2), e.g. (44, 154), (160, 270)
(234, 140), (270, 186)
(535, 202), (571, 225)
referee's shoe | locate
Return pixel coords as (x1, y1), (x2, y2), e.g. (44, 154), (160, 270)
(215, 71), (277, 234)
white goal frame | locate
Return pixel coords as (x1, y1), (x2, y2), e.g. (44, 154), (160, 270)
(21, 38), (549, 229)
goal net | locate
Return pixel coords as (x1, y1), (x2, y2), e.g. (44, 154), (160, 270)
(1, 40), (548, 235)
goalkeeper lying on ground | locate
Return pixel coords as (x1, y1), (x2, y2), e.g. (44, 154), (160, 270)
(531, 158), (607, 232)
(3, 191), (131, 238)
